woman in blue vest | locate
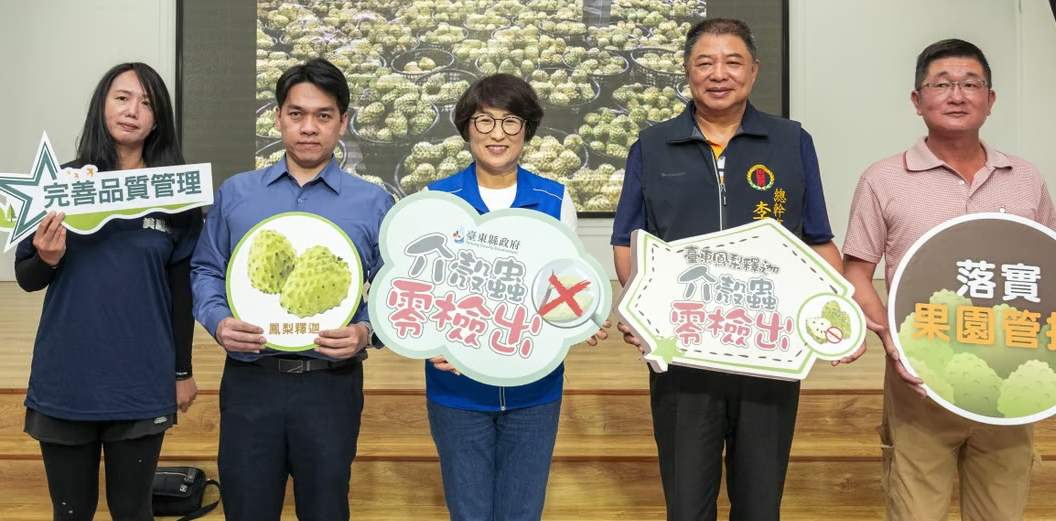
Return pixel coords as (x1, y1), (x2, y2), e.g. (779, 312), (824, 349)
(426, 74), (606, 520)
(14, 62), (201, 521)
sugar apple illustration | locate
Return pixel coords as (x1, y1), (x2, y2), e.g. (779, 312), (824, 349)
(898, 311), (955, 374)
(944, 352), (1004, 417)
(805, 300), (852, 344)
(909, 356), (956, 404)
(538, 275), (595, 323)
(280, 245), (353, 318)
(247, 230), (297, 294)
(997, 360), (1056, 418)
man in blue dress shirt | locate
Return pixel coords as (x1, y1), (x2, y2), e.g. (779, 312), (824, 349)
(191, 58), (394, 521)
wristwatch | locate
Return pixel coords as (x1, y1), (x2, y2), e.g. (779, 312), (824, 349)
(360, 321), (375, 348)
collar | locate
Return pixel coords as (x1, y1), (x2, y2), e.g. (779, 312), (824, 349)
(904, 137), (1013, 172)
(263, 154), (343, 194)
(449, 163), (542, 214)
(668, 101), (769, 144)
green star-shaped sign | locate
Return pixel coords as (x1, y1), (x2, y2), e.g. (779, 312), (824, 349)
(0, 133), (61, 250)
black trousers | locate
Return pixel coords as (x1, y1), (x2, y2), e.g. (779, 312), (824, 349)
(218, 357), (364, 521)
(39, 433), (165, 521)
(650, 365), (800, 521)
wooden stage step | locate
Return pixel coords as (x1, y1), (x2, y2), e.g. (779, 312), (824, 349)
(3, 393), (1055, 461)
(2, 459), (1054, 520)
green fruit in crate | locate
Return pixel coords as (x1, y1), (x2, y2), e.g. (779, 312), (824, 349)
(456, 150), (473, 167)
(386, 113), (409, 139)
(247, 230), (297, 294)
(550, 91), (571, 105)
(360, 127), (380, 141)
(498, 59), (518, 75)
(442, 136), (465, 154)
(280, 246), (353, 318)
(413, 163), (437, 179)
(393, 94), (418, 116)
(438, 158), (461, 177)
(606, 144), (628, 158)
(409, 112), (433, 135)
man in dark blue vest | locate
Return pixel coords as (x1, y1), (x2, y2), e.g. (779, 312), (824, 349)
(611, 18), (842, 520)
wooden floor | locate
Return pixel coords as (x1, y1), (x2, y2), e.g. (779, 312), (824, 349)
(1, 281), (1054, 520)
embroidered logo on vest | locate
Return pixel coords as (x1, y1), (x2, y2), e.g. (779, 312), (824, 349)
(747, 164), (775, 191)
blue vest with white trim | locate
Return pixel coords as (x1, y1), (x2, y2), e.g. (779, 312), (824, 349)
(424, 163), (566, 411)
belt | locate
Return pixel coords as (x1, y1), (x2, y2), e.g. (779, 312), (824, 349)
(250, 355), (361, 374)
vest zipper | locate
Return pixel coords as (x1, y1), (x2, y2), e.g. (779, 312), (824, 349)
(711, 152), (727, 230)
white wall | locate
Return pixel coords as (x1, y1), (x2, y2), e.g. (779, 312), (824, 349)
(790, 0), (1053, 279)
(1, 1), (1055, 282)
(0, 0), (176, 280)
(1021, 0), (1056, 179)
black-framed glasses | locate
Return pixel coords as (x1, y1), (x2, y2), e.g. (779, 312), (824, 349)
(919, 79), (990, 95)
(470, 115), (526, 136)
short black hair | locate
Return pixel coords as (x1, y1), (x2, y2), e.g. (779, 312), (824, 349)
(683, 18), (758, 66)
(915, 39), (992, 90)
(453, 74), (544, 141)
(77, 62), (183, 171)
(275, 58), (350, 115)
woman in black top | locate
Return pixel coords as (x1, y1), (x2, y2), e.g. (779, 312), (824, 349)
(14, 62), (201, 521)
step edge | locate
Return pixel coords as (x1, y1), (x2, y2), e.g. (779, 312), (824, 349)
(0, 388), (887, 396)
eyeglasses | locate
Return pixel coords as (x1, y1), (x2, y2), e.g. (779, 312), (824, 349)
(919, 79), (990, 96)
(470, 115), (526, 136)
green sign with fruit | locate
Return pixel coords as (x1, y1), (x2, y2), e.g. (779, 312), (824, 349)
(890, 213), (1056, 425)
(226, 212), (363, 351)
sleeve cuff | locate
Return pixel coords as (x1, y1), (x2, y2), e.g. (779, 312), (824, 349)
(804, 233), (835, 246)
(842, 247), (882, 265)
(204, 307), (232, 338)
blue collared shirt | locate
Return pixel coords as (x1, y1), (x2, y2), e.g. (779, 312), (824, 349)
(191, 155), (394, 362)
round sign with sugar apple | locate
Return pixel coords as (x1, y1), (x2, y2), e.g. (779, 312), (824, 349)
(227, 212), (363, 351)
(889, 213), (1056, 425)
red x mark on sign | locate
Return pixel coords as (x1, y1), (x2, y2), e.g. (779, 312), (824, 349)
(537, 273), (592, 318)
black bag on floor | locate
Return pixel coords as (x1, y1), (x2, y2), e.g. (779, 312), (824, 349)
(152, 466), (220, 520)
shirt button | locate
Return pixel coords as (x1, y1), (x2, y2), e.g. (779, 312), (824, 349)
(959, 180), (965, 185)
(298, 198), (304, 202)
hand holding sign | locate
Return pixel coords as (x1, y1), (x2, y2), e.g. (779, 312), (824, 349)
(33, 211), (67, 266)
(216, 317), (266, 353)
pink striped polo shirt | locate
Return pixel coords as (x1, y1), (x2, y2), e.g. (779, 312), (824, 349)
(843, 137), (1056, 289)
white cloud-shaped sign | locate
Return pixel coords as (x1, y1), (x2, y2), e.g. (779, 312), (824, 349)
(370, 191), (611, 387)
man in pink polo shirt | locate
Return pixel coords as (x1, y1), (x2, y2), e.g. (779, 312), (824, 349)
(841, 39), (1056, 520)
